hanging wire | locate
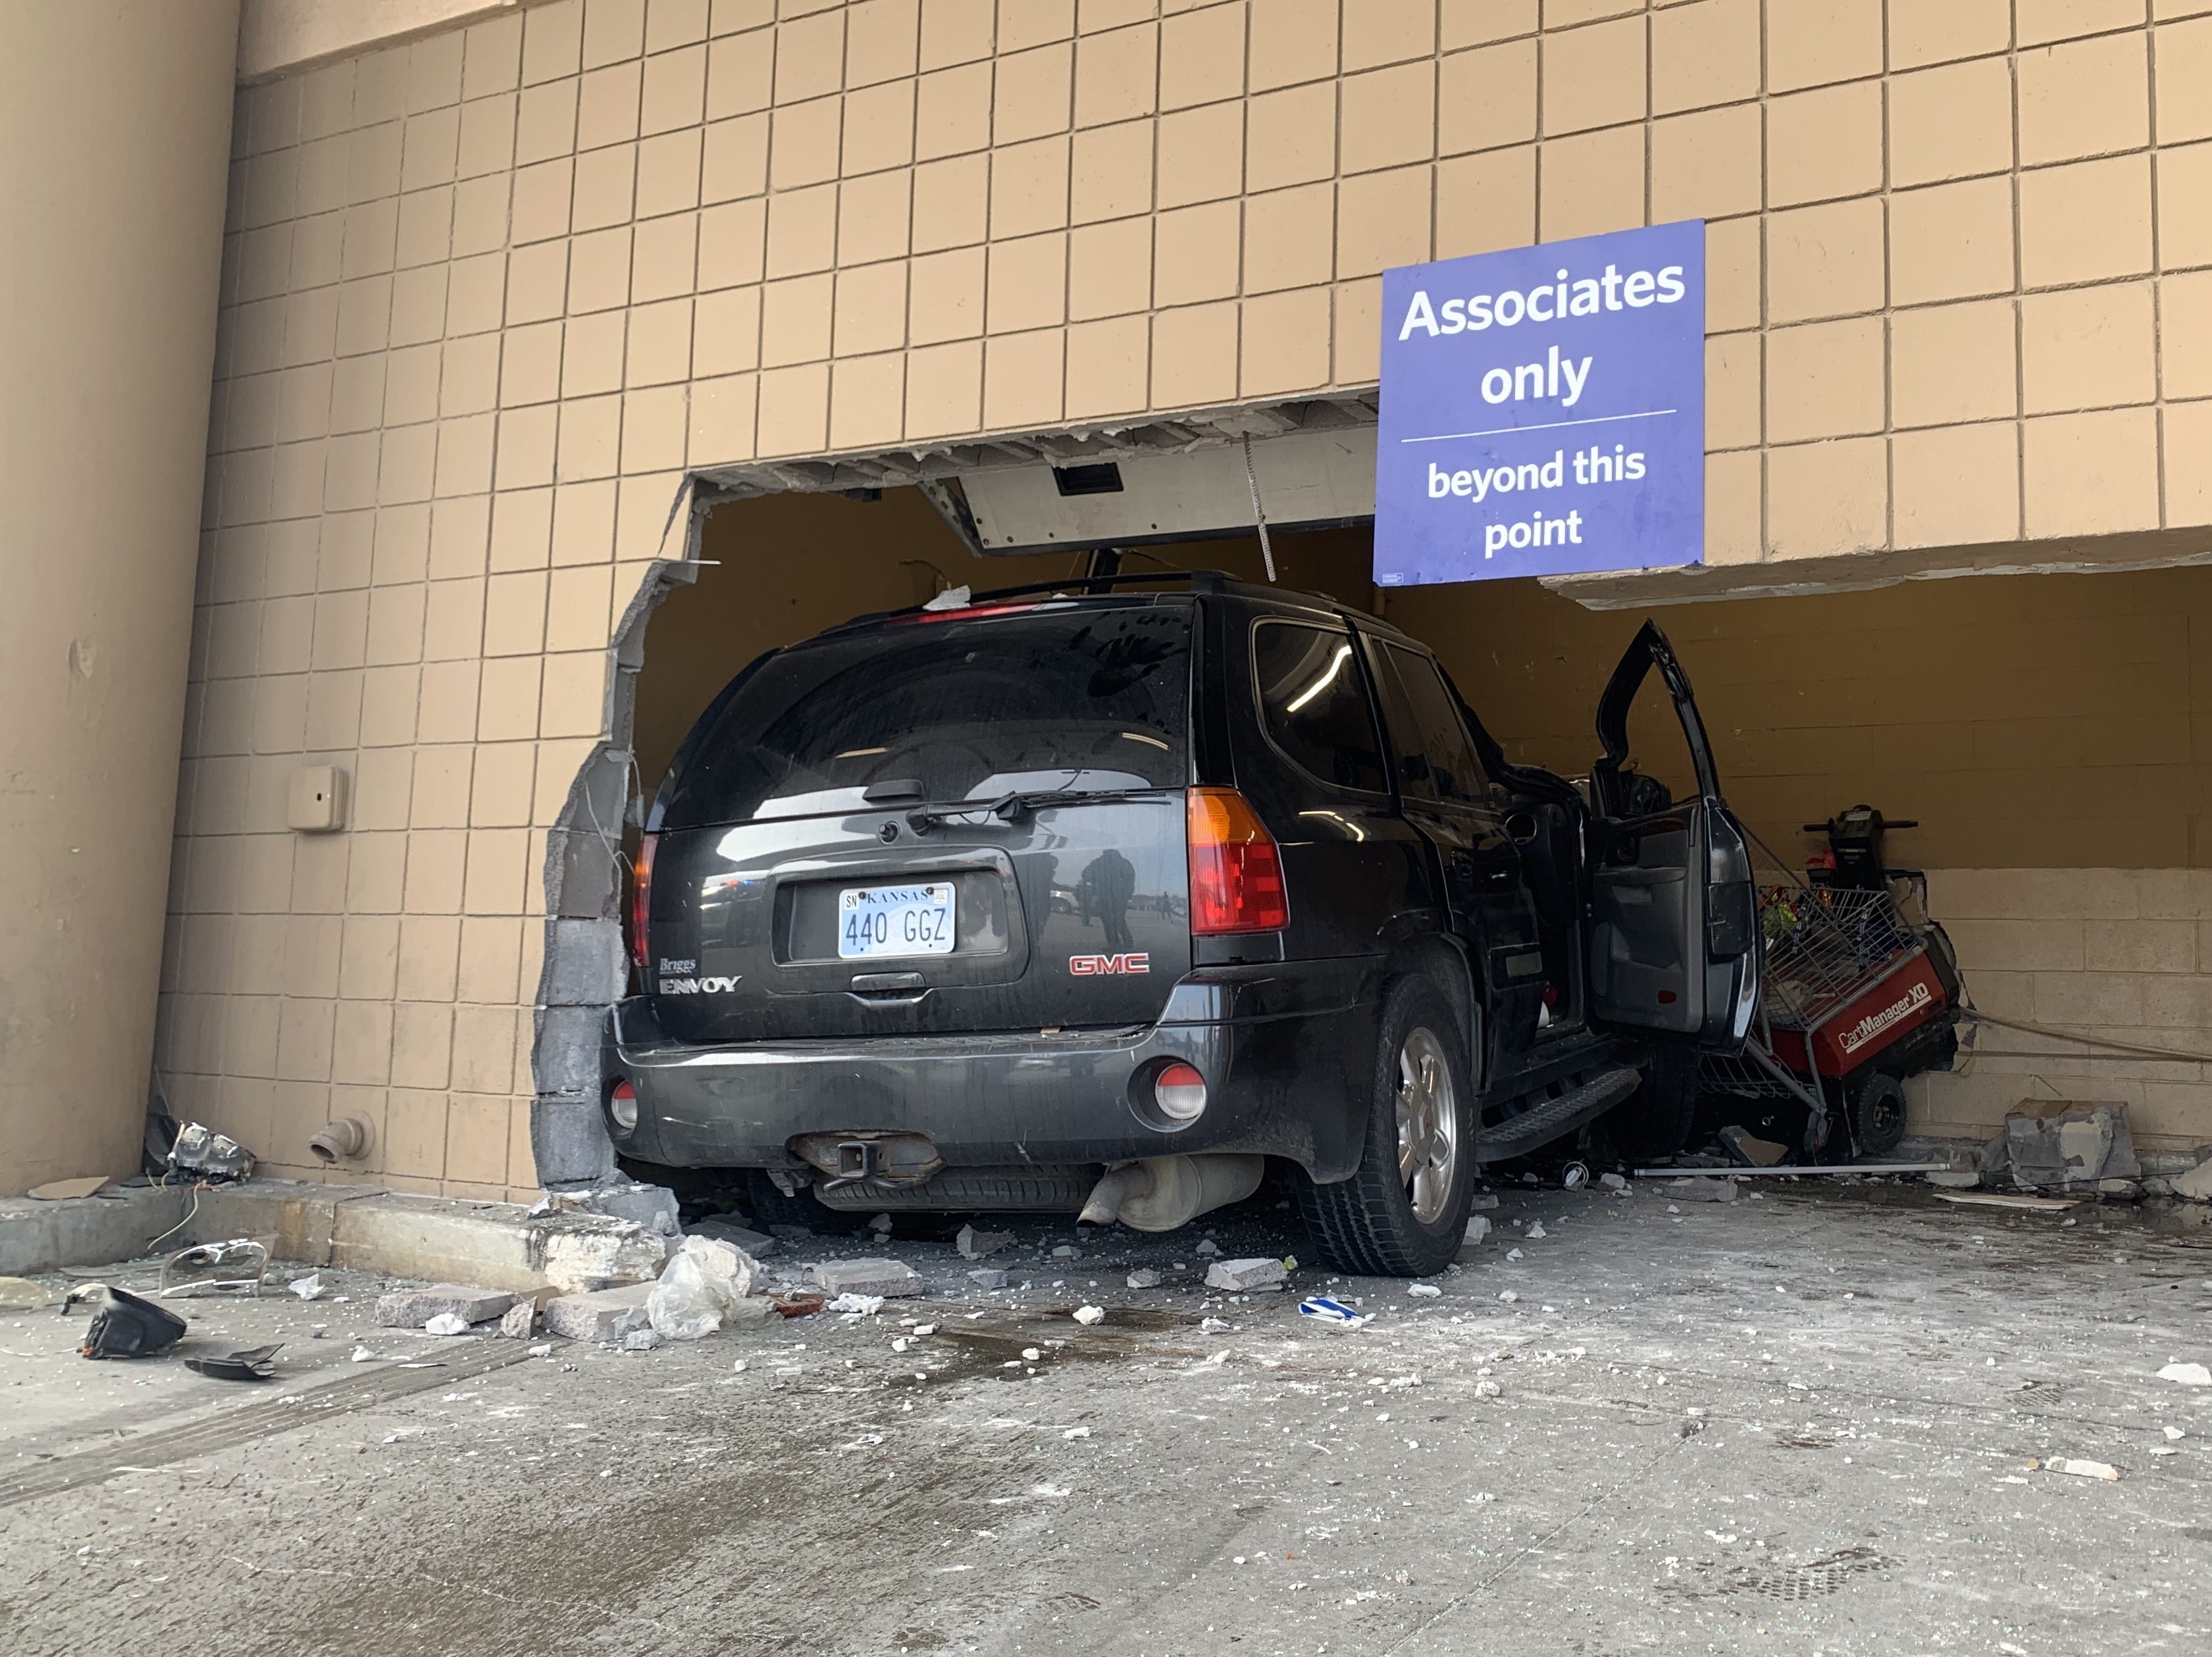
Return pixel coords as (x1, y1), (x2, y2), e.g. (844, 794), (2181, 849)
(1241, 434), (1277, 582)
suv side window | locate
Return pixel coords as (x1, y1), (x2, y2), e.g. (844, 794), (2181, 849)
(1383, 644), (1491, 806)
(1252, 620), (1388, 794)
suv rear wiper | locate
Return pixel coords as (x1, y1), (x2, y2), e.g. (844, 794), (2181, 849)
(904, 788), (1154, 834)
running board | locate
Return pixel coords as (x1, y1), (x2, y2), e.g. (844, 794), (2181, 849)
(1474, 1065), (1641, 1162)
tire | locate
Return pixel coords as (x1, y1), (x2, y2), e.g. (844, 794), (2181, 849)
(1298, 977), (1476, 1277)
(745, 1169), (847, 1233)
(1849, 1071), (1907, 1157)
(1603, 1043), (1701, 1163)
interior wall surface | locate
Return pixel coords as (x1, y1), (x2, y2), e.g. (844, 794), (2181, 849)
(1391, 565), (2212, 1148)
(164, 0), (2212, 1198)
(0, 1), (240, 1196)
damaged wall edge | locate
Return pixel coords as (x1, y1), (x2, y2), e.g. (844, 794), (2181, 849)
(528, 478), (710, 1190)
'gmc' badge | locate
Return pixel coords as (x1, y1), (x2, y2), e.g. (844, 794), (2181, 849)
(1070, 953), (1149, 975)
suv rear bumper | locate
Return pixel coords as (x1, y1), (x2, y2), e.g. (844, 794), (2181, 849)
(604, 958), (1380, 1181)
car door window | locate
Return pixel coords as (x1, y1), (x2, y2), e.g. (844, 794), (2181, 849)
(1252, 621), (1388, 794)
(1368, 645), (1436, 800)
(1383, 646), (1490, 806)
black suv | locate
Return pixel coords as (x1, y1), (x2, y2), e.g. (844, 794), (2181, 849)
(605, 574), (1759, 1275)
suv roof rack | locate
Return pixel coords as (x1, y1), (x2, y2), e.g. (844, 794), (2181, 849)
(825, 569), (1356, 634)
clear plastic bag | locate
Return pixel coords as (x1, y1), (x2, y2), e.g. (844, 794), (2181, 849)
(645, 1236), (767, 1340)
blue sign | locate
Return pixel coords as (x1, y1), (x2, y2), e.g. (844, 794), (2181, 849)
(1374, 220), (1705, 587)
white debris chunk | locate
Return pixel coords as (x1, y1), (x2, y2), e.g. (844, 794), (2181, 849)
(1022, 1347), (1043, 1362)
(1205, 1257), (1287, 1292)
(1063, 1426), (1092, 1440)
(828, 1292), (886, 1315)
(290, 1273), (324, 1301)
(424, 1312), (470, 1336)
(2040, 1457), (2119, 1481)
(1474, 1380), (1503, 1398)
(1407, 1283), (1442, 1298)
(1195, 1239), (1221, 1257)
(1127, 1269), (1162, 1289)
(1200, 1316), (1232, 1335)
(2157, 1362), (2212, 1387)
(351, 1345), (376, 1363)
(1525, 1223), (1547, 1240)
(528, 1342), (554, 1357)
(1073, 1305), (1106, 1325)
(1498, 1290), (1518, 1304)
(1506, 1248), (1524, 1262)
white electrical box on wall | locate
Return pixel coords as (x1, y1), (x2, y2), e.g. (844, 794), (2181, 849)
(958, 426), (1377, 555)
(287, 764), (349, 832)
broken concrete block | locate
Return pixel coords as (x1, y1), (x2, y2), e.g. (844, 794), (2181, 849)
(957, 1225), (1013, 1258)
(2169, 1159), (2212, 1202)
(623, 1328), (662, 1351)
(543, 1281), (656, 1342)
(807, 1258), (924, 1298)
(1073, 1305), (1105, 1325)
(424, 1312), (471, 1336)
(688, 1216), (779, 1257)
(538, 1222), (671, 1293)
(1597, 1173), (1628, 1193)
(1661, 1177), (1739, 1204)
(968, 1267), (1010, 1289)
(375, 1284), (519, 1328)
(1127, 1268), (1162, 1288)
(2159, 1362), (2212, 1387)
(1205, 1257), (1287, 1292)
(2007, 1103), (2140, 1190)
(499, 1300), (538, 1339)
(580, 1181), (682, 1236)
(1718, 1125), (1788, 1166)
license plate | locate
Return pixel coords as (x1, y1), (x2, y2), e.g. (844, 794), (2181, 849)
(838, 882), (956, 959)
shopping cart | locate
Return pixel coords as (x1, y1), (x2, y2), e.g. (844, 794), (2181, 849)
(1699, 808), (1965, 1158)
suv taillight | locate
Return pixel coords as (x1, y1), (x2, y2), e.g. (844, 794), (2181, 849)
(1187, 788), (1289, 934)
(629, 832), (656, 975)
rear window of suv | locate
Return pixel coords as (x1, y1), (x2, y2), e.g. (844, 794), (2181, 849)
(658, 601), (1193, 829)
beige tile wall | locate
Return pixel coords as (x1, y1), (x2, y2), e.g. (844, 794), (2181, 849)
(171, 0), (2212, 1195)
(1916, 869), (2212, 1151)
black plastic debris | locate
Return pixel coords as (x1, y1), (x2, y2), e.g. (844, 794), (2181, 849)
(184, 1343), (282, 1382)
(68, 1287), (188, 1359)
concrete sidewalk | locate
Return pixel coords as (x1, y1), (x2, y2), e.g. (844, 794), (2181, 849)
(1, 1181), (2208, 1656)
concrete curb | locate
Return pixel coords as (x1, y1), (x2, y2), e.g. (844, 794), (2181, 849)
(0, 1179), (672, 1291)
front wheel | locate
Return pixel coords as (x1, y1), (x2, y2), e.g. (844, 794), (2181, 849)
(1849, 1071), (1907, 1156)
(1298, 978), (1476, 1277)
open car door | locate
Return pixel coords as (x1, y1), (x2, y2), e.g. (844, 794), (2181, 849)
(1585, 621), (1760, 1052)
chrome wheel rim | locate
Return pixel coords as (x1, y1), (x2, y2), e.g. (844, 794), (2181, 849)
(1395, 1026), (1458, 1225)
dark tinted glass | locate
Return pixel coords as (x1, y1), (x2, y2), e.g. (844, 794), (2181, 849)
(1385, 645), (1490, 805)
(1253, 621), (1387, 794)
(659, 602), (1191, 829)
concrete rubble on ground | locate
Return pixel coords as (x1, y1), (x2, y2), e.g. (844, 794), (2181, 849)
(499, 1300), (537, 1338)
(808, 1258), (924, 1298)
(688, 1216), (779, 1257)
(1205, 1257), (1287, 1292)
(2158, 1362), (2212, 1387)
(1660, 1177), (1739, 1204)
(537, 1221), (673, 1294)
(1992, 1103), (2142, 1195)
(542, 1281), (656, 1342)
(957, 1225), (1013, 1258)
(2171, 1158), (2212, 1202)
(968, 1267), (1010, 1288)
(1126, 1268), (1161, 1288)
(375, 1285), (518, 1328)
(573, 1182), (682, 1236)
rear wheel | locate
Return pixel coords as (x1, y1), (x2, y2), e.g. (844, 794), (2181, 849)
(745, 1169), (847, 1233)
(1298, 978), (1475, 1277)
(1849, 1070), (1907, 1156)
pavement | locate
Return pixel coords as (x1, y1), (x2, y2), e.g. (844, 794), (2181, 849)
(2, 1179), (2209, 1656)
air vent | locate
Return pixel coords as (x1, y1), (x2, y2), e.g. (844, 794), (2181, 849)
(1052, 462), (1125, 497)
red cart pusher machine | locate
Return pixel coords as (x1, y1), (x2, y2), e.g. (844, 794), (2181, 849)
(1699, 807), (1966, 1159)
